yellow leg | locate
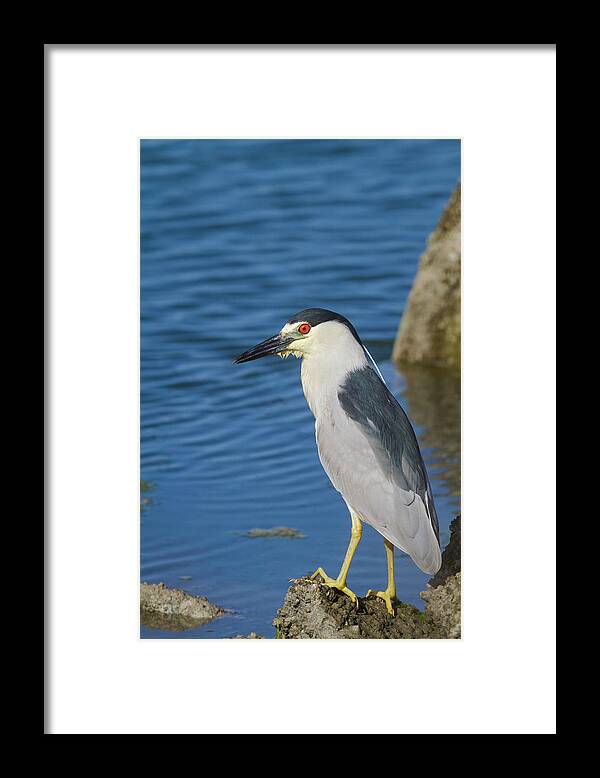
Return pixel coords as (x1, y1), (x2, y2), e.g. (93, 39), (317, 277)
(367, 539), (398, 615)
(311, 512), (362, 604)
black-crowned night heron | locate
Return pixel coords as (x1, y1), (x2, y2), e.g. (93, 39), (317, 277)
(234, 308), (441, 614)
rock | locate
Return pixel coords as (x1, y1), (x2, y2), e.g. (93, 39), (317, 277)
(231, 632), (265, 639)
(140, 582), (225, 632)
(392, 182), (461, 370)
(273, 577), (445, 639)
(419, 515), (461, 638)
(421, 573), (461, 639)
(429, 514), (461, 588)
(273, 515), (461, 639)
(245, 526), (306, 539)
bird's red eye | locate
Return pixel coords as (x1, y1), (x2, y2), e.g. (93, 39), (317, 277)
(298, 323), (311, 335)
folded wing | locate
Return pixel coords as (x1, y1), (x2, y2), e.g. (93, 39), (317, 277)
(317, 366), (441, 575)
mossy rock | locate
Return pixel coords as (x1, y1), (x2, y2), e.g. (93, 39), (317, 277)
(273, 577), (446, 639)
(274, 516), (461, 639)
(140, 582), (225, 632)
(393, 182), (461, 370)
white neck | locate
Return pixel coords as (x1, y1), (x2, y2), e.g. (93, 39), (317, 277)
(300, 325), (368, 418)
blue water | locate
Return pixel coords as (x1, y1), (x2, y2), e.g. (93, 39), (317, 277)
(140, 139), (461, 638)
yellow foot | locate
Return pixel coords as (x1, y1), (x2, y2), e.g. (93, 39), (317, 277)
(311, 567), (357, 604)
(367, 588), (398, 615)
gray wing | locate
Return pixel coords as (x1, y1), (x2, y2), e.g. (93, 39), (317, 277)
(317, 366), (441, 574)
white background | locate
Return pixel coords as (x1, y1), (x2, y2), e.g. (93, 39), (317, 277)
(47, 45), (556, 735)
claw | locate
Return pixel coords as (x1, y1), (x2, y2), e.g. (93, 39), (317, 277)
(367, 588), (398, 615)
(311, 567), (357, 604)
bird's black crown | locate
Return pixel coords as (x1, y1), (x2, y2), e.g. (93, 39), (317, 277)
(287, 308), (362, 344)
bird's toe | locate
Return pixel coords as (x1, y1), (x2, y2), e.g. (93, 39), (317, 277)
(367, 588), (397, 615)
(311, 568), (358, 605)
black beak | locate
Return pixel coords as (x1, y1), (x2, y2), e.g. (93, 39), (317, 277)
(233, 334), (294, 364)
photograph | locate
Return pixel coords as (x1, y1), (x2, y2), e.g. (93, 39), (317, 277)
(47, 44), (555, 735)
(140, 139), (462, 639)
